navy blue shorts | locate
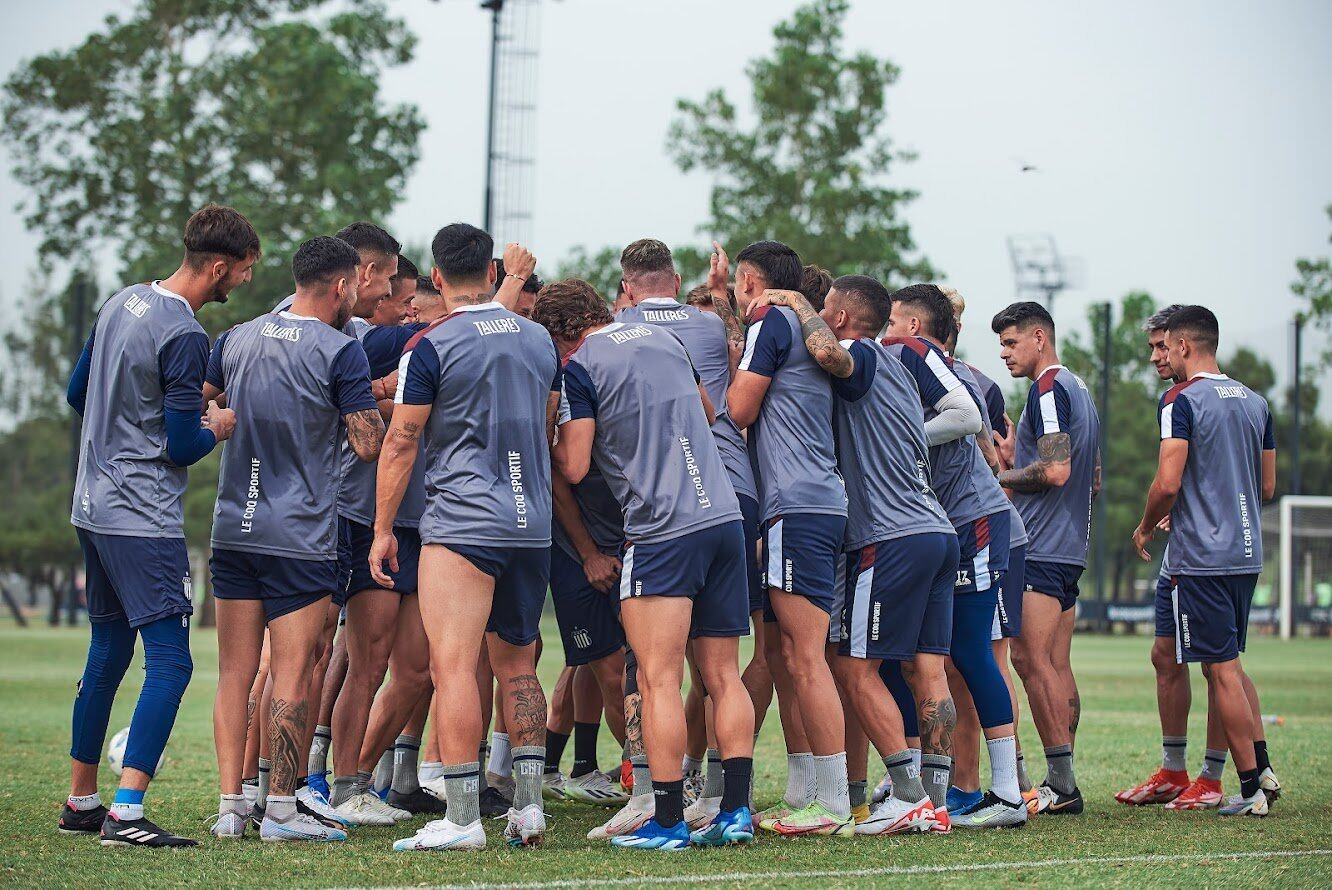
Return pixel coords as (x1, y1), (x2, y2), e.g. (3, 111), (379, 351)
(954, 511), (1010, 594)
(992, 545), (1026, 641)
(1169, 573), (1258, 664)
(338, 519), (421, 605)
(210, 549), (337, 622)
(1154, 571), (1174, 638)
(841, 532), (958, 660)
(1024, 559), (1083, 612)
(549, 545), (625, 665)
(76, 529), (192, 629)
(620, 520), (749, 639)
(448, 544), (549, 647)
(738, 494), (765, 616)
(761, 512), (848, 618)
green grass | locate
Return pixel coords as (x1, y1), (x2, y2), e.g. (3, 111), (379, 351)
(1, 622), (1330, 888)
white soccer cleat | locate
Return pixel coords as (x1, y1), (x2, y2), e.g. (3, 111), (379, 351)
(587, 795), (655, 840)
(854, 795), (936, 836)
(260, 812), (348, 842)
(870, 773), (893, 805)
(208, 810), (247, 839)
(684, 795), (722, 830)
(297, 785), (349, 826)
(392, 817), (487, 852)
(503, 805), (546, 847)
(333, 792), (399, 826)
(1259, 767), (1282, 803)
(542, 771), (567, 801)
(1219, 789), (1270, 817)
(564, 770), (630, 807)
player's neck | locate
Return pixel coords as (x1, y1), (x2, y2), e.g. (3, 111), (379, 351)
(288, 291), (342, 328)
(1182, 356), (1221, 379)
(631, 291), (678, 306)
(439, 276), (495, 309)
(1031, 350), (1062, 381)
(158, 266), (213, 313)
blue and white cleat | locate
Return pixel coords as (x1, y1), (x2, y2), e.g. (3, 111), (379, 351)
(393, 817), (487, 852)
(610, 819), (692, 851)
(260, 812), (347, 842)
(307, 771), (331, 801)
(1218, 789), (1269, 818)
(689, 807), (754, 847)
(946, 786), (984, 816)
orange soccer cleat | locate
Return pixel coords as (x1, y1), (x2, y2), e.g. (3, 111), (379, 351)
(1164, 776), (1223, 810)
(1115, 768), (1190, 805)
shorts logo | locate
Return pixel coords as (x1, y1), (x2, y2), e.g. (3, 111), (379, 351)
(784, 559), (793, 593)
(996, 591), (1009, 626)
(634, 580), (643, 597)
(572, 628), (592, 650)
(870, 601), (881, 641)
(1180, 611), (1191, 649)
(182, 576), (192, 602)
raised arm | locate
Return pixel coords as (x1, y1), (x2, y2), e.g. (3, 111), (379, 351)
(708, 241), (745, 356)
(494, 242), (536, 312)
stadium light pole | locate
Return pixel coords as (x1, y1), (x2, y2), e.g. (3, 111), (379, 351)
(1095, 301), (1111, 606)
(1292, 313), (1304, 496)
(481, 0), (504, 233)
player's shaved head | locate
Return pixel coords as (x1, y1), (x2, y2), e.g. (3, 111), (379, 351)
(829, 275), (891, 335)
(891, 283), (957, 345)
(1165, 304), (1220, 356)
(532, 278), (612, 344)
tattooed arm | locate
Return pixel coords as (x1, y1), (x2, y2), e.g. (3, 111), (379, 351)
(707, 241), (745, 355)
(546, 390), (560, 448)
(748, 289), (854, 378)
(369, 404), (429, 587)
(344, 408), (385, 463)
(998, 431), (1072, 493)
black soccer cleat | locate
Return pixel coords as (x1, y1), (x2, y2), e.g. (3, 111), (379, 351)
(248, 803), (264, 829)
(479, 786), (512, 818)
(59, 803), (109, 834)
(388, 787), (448, 815)
(296, 796), (348, 830)
(99, 813), (199, 847)
(1036, 782), (1085, 816)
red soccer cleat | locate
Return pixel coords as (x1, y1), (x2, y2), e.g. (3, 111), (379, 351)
(620, 759), (634, 792)
(1115, 768), (1190, 805)
(1165, 776), (1223, 810)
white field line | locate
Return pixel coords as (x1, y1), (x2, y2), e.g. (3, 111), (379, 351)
(341, 847), (1332, 890)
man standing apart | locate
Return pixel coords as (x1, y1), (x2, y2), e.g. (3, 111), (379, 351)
(991, 302), (1100, 815)
(1131, 306), (1277, 818)
(62, 204), (250, 846)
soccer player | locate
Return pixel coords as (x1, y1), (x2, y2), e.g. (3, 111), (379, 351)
(62, 204), (252, 846)
(207, 236), (384, 842)
(535, 279), (756, 851)
(1131, 305), (1277, 818)
(727, 240), (851, 836)
(370, 255), (418, 327)
(992, 301), (1100, 815)
(373, 223), (555, 851)
(614, 238), (770, 827)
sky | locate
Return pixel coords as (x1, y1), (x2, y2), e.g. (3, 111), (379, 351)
(2, 0), (1330, 396)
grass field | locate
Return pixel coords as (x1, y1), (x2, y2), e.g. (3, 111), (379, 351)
(1, 621), (1330, 888)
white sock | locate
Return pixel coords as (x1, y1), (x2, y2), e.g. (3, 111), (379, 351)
(257, 757), (271, 809)
(785, 752), (815, 808)
(68, 792), (102, 811)
(683, 754), (704, 775)
(242, 781), (258, 808)
(814, 752), (851, 818)
(419, 760), (445, 783)
(110, 802), (143, 821)
(487, 732), (512, 777)
(986, 735), (1021, 804)
(266, 793), (297, 820)
(908, 747), (922, 773)
(220, 793), (247, 814)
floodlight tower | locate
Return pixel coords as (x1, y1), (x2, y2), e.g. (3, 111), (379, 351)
(482, 0), (542, 246)
(1007, 233), (1068, 311)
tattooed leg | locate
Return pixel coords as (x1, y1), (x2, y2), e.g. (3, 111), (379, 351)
(265, 599), (331, 797)
(903, 654), (955, 757)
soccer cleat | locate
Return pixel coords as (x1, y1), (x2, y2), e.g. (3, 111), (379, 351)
(392, 817), (487, 852)
(609, 819), (691, 851)
(486, 771), (517, 799)
(946, 786), (984, 815)
(683, 770), (705, 807)
(870, 774), (893, 805)
(587, 794), (655, 840)
(756, 803), (793, 832)
(1034, 783), (1084, 815)
(564, 770), (630, 807)
(503, 804), (546, 847)
(297, 784), (349, 827)
(260, 812), (348, 842)
(620, 760), (634, 792)
(207, 810), (248, 839)
(952, 791), (1029, 829)
(1218, 789), (1269, 817)
(854, 796), (935, 836)
(1115, 768), (1190, 805)
(421, 776), (447, 801)
(771, 801), (854, 836)
(58, 803), (109, 834)
(333, 792), (399, 826)
(307, 771), (331, 801)
(851, 802), (870, 824)
(689, 806), (754, 847)
(1022, 787), (1039, 814)
(388, 787), (447, 815)
(928, 806), (951, 834)
(99, 813), (199, 847)
(247, 803), (265, 830)
(479, 786), (513, 818)
(1260, 767), (1282, 803)
(1165, 776), (1223, 810)
(684, 795), (722, 830)
(542, 770), (567, 801)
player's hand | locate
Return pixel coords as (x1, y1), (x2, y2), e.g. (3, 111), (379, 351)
(995, 415), (1017, 469)
(1131, 524), (1154, 561)
(1156, 515), (1171, 533)
(503, 242), (537, 282)
(746, 288), (803, 320)
(373, 370), (399, 402)
(204, 400), (236, 442)
(707, 241), (730, 295)
(369, 532), (399, 588)
(582, 551), (623, 594)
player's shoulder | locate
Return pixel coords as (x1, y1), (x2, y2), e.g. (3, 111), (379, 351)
(1161, 375), (1205, 405)
(879, 334), (932, 358)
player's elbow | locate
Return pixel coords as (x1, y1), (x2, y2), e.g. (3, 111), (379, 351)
(1046, 459), (1072, 488)
(1262, 479), (1276, 502)
(728, 398), (757, 430)
(558, 452), (589, 485)
(1155, 475), (1180, 499)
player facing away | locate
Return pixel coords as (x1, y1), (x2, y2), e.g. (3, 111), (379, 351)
(727, 241), (852, 837)
(61, 204), (252, 846)
(1131, 306), (1278, 818)
(207, 237), (384, 842)
(534, 279), (756, 851)
(992, 301), (1100, 816)
(372, 223), (557, 851)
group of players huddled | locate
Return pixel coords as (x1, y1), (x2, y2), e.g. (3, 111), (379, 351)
(57, 203), (1282, 852)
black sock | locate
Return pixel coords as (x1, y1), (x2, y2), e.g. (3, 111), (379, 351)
(1253, 740), (1270, 774)
(571, 721), (600, 778)
(654, 778), (684, 829)
(1239, 767), (1260, 799)
(545, 730), (569, 772)
(720, 757), (752, 813)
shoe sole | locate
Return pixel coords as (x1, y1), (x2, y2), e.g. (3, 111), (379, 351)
(260, 834), (346, 842)
(98, 839), (196, 848)
(58, 826), (99, 835)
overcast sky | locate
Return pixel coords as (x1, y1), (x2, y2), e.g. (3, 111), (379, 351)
(2, 0), (1330, 396)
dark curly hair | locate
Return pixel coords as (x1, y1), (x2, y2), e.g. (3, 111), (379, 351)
(531, 278), (612, 343)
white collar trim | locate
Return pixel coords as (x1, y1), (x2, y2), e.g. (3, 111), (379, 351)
(278, 310), (319, 322)
(590, 323), (626, 336)
(639, 297), (681, 306)
(452, 301), (502, 313)
(152, 281), (194, 314)
(1191, 371), (1228, 381)
(1036, 363), (1066, 378)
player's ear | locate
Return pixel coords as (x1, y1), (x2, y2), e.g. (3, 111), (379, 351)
(431, 266), (445, 294)
(488, 260), (498, 287)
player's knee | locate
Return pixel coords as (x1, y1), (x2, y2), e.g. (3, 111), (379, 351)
(1150, 640), (1178, 674)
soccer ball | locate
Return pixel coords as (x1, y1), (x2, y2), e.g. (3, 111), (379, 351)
(106, 727), (165, 776)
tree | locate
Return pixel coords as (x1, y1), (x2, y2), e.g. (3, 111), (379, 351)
(1, 0), (423, 334)
(1292, 205), (1332, 357)
(667, 0), (933, 283)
